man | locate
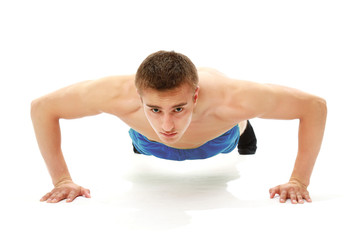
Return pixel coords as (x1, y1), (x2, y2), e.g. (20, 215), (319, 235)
(31, 50), (327, 204)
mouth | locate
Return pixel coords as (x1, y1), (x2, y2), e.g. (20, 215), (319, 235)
(160, 132), (177, 138)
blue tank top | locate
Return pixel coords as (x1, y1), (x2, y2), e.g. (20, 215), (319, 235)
(128, 125), (240, 161)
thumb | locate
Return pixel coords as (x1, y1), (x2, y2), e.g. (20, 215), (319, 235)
(269, 186), (279, 199)
(81, 187), (91, 198)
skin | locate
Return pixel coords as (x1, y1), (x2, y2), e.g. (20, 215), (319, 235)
(31, 67), (327, 204)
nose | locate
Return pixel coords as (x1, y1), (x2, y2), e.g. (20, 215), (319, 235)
(161, 114), (175, 132)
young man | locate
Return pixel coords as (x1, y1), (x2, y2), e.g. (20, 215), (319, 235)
(31, 50), (327, 204)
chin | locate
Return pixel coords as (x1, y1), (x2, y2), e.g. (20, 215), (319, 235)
(158, 133), (181, 144)
(160, 137), (180, 144)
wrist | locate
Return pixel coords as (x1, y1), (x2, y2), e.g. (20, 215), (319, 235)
(289, 177), (309, 188)
(54, 176), (73, 187)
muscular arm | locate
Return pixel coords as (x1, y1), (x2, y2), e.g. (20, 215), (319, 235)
(31, 75), (134, 201)
(226, 79), (327, 202)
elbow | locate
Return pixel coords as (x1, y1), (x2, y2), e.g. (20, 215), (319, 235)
(317, 97), (327, 116)
(31, 97), (47, 120)
(31, 98), (40, 108)
(31, 97), (60, 122)
(311, 96), (327, 119)
(30, 98), (40, 119)
(299, 97), (327, 124)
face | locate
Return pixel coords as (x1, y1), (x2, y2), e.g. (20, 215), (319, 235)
(139, 84), (199, 144)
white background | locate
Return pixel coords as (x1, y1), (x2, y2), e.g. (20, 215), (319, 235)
(1, 0), (359, 239)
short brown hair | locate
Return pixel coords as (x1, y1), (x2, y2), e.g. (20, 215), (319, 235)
(135, 50), (198, 94)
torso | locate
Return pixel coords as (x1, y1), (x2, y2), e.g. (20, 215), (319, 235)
(106, 68), (246, 149)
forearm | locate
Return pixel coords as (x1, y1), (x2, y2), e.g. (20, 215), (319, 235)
(290, 98), (327, 186)
(31, 100), (72, 186)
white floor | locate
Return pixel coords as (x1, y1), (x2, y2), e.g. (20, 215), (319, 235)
(1, 1), (360, 239)
(1, 116), (359, 239)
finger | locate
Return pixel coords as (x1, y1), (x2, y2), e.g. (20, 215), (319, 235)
(48, 194), (60, 203)
(81, 188), (91, 198)
(66, 191), (78, 203)
(40, 192), (52, 202)
(49, 191), (67, 203)
(280, 190), (287, 203)
(46, 193), (57, 203)
(270, 191), (276, 199)
(289, 191), (297, 204)
(46, 191), (58, 202)
(46, 188), (60, 202)
(304, 194), (312, 203)
(297, 193), (304, 204)
(269, 186), (279, 199)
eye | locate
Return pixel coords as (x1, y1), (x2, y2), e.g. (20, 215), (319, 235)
(174, 107), (183, 113)
(151, 108), (160, 113)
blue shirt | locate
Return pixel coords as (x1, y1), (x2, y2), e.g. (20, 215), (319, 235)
(128, 125), (240, 161)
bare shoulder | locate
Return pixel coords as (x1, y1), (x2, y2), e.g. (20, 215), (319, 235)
(82, 74), (140, 116)
(197, 68), (270, 121)
(197, 67), (254, 104)
(33, 74), (140, 120)
(195, 68), (240, 120)
(196, 68), (325, 123)
(82, 75), (135, 100)
(197, 67), (229, 80)
(197, 67), (253, 88)
(206, 71), (324, 121)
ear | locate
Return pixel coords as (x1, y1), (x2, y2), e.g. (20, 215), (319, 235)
(193, 86), (200, 103)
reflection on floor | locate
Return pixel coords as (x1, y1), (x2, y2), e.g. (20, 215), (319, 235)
(1, 146), (358, 240)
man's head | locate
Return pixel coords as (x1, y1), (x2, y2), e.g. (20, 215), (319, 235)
(135, 50), (199, 144)
(135, 50), (198, 94)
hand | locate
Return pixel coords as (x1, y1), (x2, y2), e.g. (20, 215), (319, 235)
(269, 179), (311, 204)
(40, 180), (91, 203)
